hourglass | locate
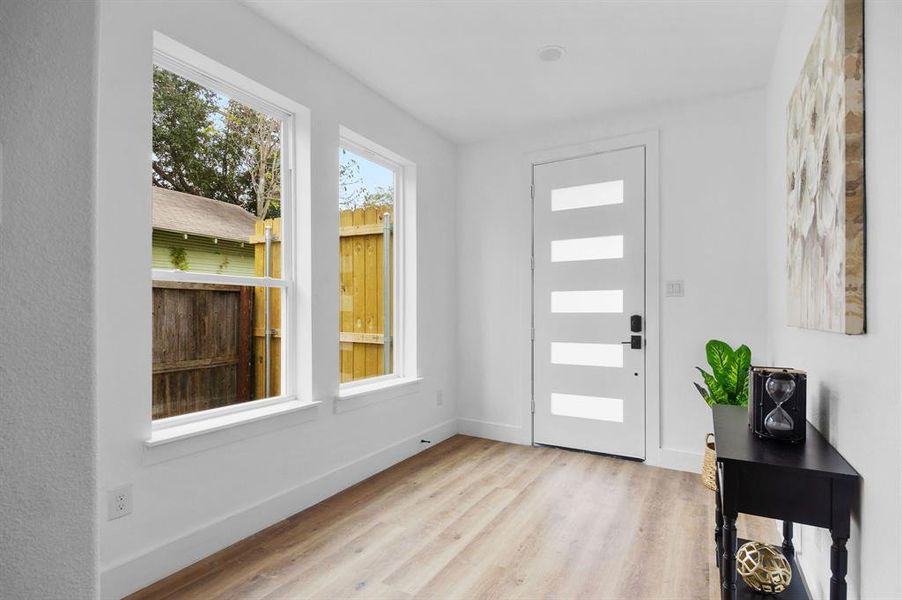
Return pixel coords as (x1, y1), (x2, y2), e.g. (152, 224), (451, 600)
(764, 372), (796, 440)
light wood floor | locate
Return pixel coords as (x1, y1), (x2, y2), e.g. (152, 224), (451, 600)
(129, 435), (777, 600)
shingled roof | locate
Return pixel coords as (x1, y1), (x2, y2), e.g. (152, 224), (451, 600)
(152, 186), (257, 242)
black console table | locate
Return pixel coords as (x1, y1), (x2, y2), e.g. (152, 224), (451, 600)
(713, 405), (860, 600)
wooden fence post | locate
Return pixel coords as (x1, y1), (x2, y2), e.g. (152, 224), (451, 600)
(251, 218), (282, 399)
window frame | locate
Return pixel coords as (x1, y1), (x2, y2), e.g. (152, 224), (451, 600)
(149, 34), (312, 437)
(338, 129), (417, 395)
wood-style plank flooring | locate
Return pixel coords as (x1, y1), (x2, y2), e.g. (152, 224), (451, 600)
(129, 435), (777, 600)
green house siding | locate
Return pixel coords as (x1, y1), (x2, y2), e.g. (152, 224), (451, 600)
(152, 229), (255, 276)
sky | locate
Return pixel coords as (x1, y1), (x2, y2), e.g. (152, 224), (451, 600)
(340, 147), (394, 198)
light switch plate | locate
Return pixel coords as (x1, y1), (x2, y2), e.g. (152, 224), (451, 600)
(665, 280), (684, 297)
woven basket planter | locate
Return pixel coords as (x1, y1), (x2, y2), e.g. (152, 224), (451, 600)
(702, 433), (717, 491)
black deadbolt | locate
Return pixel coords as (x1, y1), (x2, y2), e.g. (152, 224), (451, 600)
(630, 314), (643, 333)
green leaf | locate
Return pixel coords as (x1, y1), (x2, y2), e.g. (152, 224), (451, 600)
(706, 340), (734, 390)
(696, 367), (729, 405)
(694, 382), (713, 406)
(731, 345), (752, 402)
(723, 344), (751, 397)
(736, 385), (749, 407)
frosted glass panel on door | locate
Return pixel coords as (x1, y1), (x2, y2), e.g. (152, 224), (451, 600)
(551, 235), (623, 262)
(551, 290), (623, 314)
(551, 392), (624, 422)
(551, 342), (623, 368)
(551, 180), (624, 212)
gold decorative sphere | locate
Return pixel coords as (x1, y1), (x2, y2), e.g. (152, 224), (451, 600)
(735, 541), (792, 594)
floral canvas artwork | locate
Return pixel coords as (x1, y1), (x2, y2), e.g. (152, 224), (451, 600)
(786, 0), (865, 334)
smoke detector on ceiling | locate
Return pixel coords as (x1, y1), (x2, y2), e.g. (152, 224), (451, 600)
(537, 45), (566, 62)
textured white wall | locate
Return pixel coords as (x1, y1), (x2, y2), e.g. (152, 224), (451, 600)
(456, 90), (768, 467)
(95, 2), (458, 597)
(764, 1), (902, 597)
(15, 2), (897, 597)
(0, 0), (99, 596)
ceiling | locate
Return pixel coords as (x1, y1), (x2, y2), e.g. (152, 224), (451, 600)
(243, 0), (787, 144)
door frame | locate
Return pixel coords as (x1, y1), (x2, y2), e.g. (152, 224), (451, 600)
(527, 130), (661, 464)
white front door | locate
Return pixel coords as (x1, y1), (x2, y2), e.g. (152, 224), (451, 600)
(532, 146), (646, 458)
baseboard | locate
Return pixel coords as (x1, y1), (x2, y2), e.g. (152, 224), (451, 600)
(100, 418), (458, 599)
(656, 447), (703, 473)
(457, 417), (529, 445)
(456, 420), (704, 475)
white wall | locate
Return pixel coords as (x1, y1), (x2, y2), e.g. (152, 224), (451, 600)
(456, 90), (768, 468)
(0, 0), (99, 596)
(95, 2), (458, 597)
(764, 1), (902, 598)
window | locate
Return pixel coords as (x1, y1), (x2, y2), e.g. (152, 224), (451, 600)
(150, 47), (299, 422)
(338, 131), (415, 388)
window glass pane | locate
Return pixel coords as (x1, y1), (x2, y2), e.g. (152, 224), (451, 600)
(152, 65), (282, 276)
(551, 235), (623, 262)
(551, 342), (623, 367)
(551, 393), (623, 422)
(151, 64), (287, 420)
(151, 283), (281, 419)
(339, 147), (395, 383)
(551, 180), (623, 211)
(551, 290), (623, 313)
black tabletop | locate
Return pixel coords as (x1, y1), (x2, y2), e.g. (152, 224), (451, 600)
(713, 405), (859, 480)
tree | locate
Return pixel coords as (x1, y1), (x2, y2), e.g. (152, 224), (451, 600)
(221, 102), (281, 218)
(339, 149), (394, 210)
(152, 66), (281, 219)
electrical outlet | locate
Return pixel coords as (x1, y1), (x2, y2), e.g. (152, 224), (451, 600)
(436, 390), (444, 406)
(107, 484), (132, 520)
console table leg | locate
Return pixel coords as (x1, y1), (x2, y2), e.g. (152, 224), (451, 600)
(721, 514), (737, 600)
(830, 535), (848, 600)
(782, 520), (794, 557)
(714, 482), (723, 567)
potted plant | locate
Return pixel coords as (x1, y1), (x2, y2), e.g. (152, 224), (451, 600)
(694, 339), (751, 490)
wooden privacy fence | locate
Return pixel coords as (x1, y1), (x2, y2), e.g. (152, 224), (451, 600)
(152, 218), (281, 419)
(340, 205), (393, 383)
(152, 203), (391, 416)
(151, 282), (253, 419)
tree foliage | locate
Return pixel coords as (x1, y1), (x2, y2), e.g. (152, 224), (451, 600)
(339, 149), (394, 210)
(152, 66), (281, 219)
(153, 66), (395, 217)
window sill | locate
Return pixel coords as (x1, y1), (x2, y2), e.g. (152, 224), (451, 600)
(145, 398), (320, 460)
(335, 376), (423, 413)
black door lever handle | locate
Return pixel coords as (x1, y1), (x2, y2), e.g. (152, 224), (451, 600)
(621, 335), (642, 349)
